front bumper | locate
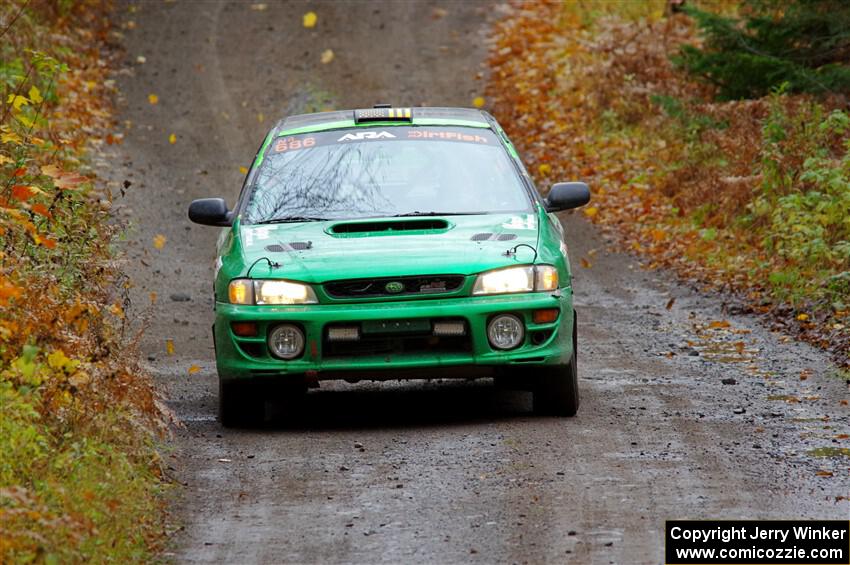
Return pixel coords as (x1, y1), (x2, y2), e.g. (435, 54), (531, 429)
(214, 291), (574, 381)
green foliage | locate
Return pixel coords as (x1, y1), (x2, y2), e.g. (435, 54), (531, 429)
(751, 93), (850, 302)
(676, 0), (850, 99)
(1, 1), (166, 561)
(651, 94), (727, 140)
(1, 382), (164, 562)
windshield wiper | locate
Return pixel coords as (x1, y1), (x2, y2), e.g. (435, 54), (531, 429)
(254, 216), (329, 224)
(390, 211), (486, 217)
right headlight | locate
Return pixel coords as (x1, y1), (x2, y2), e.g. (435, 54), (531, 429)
(472, 265), (559, 295)
(228, 279), (318, 305)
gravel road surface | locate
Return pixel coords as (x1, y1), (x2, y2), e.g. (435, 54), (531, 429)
(105, 1), (849, 563)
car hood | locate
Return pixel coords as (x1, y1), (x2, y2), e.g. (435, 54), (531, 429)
(236, 213), (540, 283)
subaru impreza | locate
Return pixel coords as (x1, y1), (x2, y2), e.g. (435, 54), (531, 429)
(188, 105), (590, 426)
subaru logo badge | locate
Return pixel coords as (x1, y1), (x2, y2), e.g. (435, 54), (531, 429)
(385, 281), (404, 294)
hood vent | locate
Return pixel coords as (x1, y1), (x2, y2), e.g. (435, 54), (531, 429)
(265, 241), (313, 252)
(329, 219), (449, 235)
(471, 232), (517, 242)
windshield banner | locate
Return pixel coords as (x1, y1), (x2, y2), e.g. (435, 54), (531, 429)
(270, 126), (497, 154)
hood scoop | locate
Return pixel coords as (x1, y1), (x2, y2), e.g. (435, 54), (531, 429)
(328, 218), (450, 237)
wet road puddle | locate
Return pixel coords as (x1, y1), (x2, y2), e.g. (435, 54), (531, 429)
(768, 394), (801, 402)
(807, 446), (850, 458)
(689, 320), (759, 363)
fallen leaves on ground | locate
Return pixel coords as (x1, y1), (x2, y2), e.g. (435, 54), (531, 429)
(320, 49), (334, 64)
(303, 11), (317, 28)
(153, 234), (167, 249)
(486, 1), (849, 367)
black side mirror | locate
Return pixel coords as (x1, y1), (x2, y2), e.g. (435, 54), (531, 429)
(188, 198), (232, 226)
(544, 182), (590, 212)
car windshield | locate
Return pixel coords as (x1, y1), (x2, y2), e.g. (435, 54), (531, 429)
(243, 126), (532, 223)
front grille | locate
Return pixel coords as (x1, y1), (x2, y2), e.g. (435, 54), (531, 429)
(324, 275), (465, 299)
(324, 332), (471, 358)
(324, 335), (471, 358)
(323, 318), (471, 358)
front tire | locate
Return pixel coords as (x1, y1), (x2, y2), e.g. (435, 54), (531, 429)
(533, 313), (579, 416)
(219, 379), (264, 428)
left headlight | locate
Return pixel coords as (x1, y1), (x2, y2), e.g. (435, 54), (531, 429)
(228, 279), (318, 305)
(472, 265), (559, 295)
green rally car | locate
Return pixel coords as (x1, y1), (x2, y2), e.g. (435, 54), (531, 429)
(188, 105), (590, 426)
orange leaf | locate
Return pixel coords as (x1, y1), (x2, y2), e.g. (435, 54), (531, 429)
(31, 203), (51, 217)
(11, 185), (35, 201)
(708, 320), (731, 329)
(188, 364), (201, 374)
(109, 303), (124, 318)
(0, 278), (22, 305)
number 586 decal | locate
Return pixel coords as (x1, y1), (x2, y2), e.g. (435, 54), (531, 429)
(274, 136), (316, 152)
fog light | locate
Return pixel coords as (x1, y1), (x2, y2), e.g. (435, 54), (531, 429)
(327, 326), (360, 342)
(532, 308), (559, 324)
(433, 320), (466, 336)
(231, 321), (258, 337)
(487, 314), (524, 350)
(268, 324), (305, 359)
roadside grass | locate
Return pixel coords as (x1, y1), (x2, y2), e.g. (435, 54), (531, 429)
(1, 1), (167, 561)
(486, 1), (849, 366)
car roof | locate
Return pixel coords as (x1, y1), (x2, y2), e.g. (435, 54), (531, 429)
(275, 106), (493, 133)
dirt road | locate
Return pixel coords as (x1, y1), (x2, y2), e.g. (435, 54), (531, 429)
(107, 1), (848, 562)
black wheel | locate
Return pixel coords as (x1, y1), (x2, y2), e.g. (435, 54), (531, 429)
(533, 312), (579, 416)
(219, 379), (264, 428)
